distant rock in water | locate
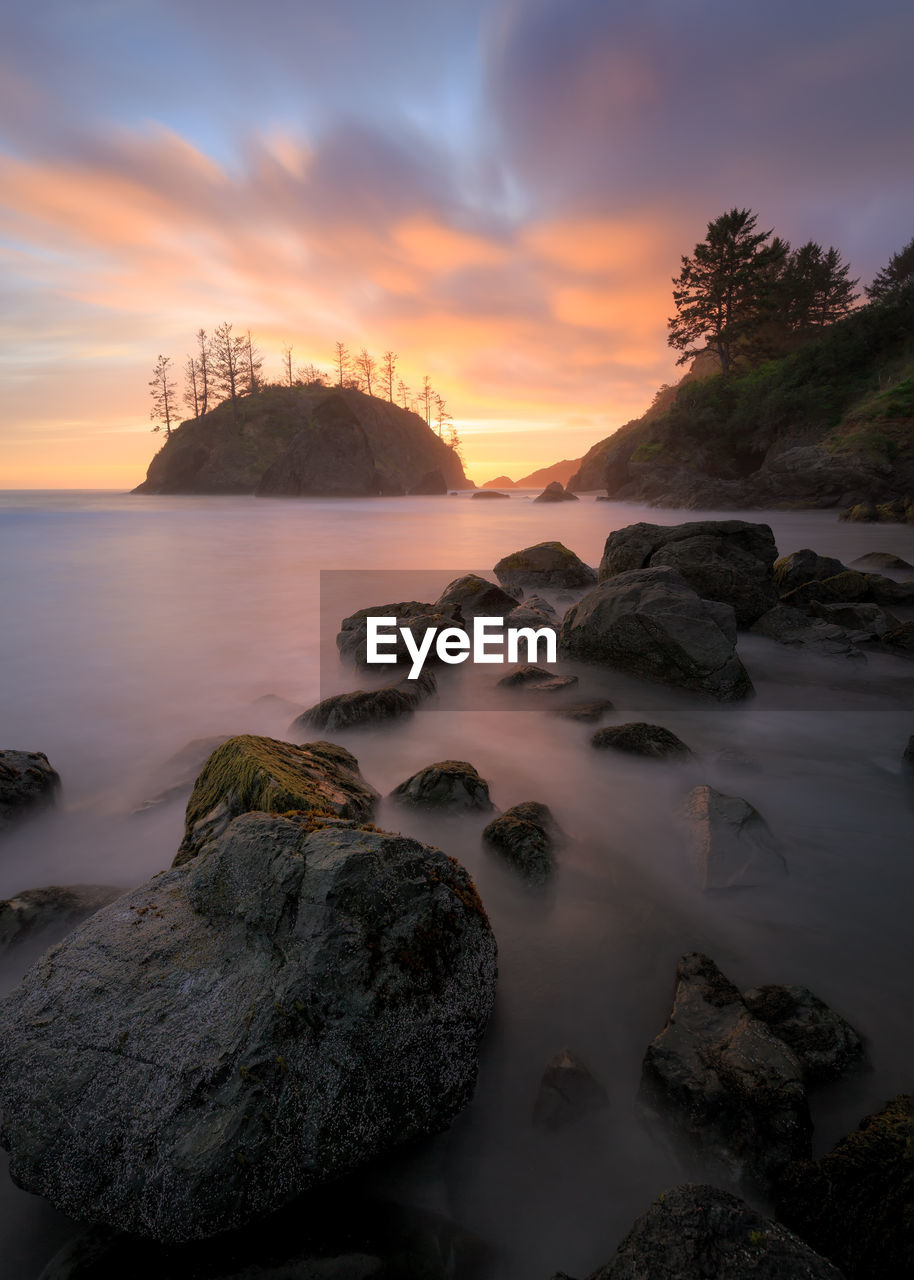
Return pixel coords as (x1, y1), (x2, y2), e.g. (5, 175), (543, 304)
(132, 386), (467, 496)
(0, 885), (122, 954)
(591, 722), (691, 759)
(472, 489), (510, 499)
(0, 814), (497, 1241)
(483, 801), (563, 883)
(532, 1049), (608, 1130)
(390, 760), (494, 812)
(0, 750), (60, 834)
(683, 785), (787, 889)
(533, 481), (578, 503)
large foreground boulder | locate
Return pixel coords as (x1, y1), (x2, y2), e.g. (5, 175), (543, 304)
(0, 814), (497, 1241)
(0, 750), (60, 833)
(599, 521), (779, 626)
(175, 735), (378, 865)
(560, 567), (753, 701)
(776, 1095), (913, 1280)
(641, 953), (811, 1186)
(580, 1184), (844, 1279)
(683, 785), (787, 889)
(493, 541), (597, 594)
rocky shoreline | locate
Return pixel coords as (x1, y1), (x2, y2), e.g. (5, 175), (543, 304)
(2, 517), (912, 1277)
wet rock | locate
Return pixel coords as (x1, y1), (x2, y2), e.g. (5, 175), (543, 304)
(600, 521), (778, 626)
(884, 620), (914, 650)
(472, 489), (510, 499)
(497, 665), (578, 693)
(0, 750), (60, 833)
(337, 600), (436, 667)
(549, 699), (615, 723)
(408, 468), (447, 495)
(850, 550), (914, 573)
(516, 594), (558, 619)
(175, 735), (378, 865)
(390, 760), (494, 811)
(0, 814), (497, 1242)
(0, 885), (123, 954)
(750, 605), (865, 658)
(641, 953), (811, 1186)
(482, 801), (563, 883)
(684, 785), (787, 889)
(560, 567), (753, 702)
(583, 1184), (844, 1280)
(742, 985), (863, 1084)
(780, 570), (872, 607)
(532, 1050), (608, 1130)
(435, 574), (518, 618)
(39, 1199), (496, 1279)
(808, 601), (899, 639)
(533, 481), (578, 503)
(493, 542), (597, 594)
(776, 1095), (914, 1280)
(590, 721), (691, 759)
(839, 501), (879, 522)
(291, 670), (436, 732)
(866, 573), (914, 606)
(774, 548), (850, 593)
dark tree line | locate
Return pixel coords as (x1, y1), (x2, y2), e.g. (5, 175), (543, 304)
(149, 329), (461, 455)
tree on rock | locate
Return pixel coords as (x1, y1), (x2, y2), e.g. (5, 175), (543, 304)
(866, 235), (914, 302)
(149, 354), (177, 436)
(355, 348), (376, 396)
(211, 322), (246, 422)
(668, 208), (788, 374)
(383, 350), (398, 401)
(241, 330), (263, 395)
(194, 328), (211, 417)
(334, 341), (350, 387)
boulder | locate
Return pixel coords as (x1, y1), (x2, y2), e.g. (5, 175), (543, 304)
(497, 665), (578, 693)
(850, 551), (914, 573)
(599, 521), (779, 626)
(808, 601), (899, 639)
(533, 481), (578, 502)
(482, 801), (563, 883)
(0, 814), (497, 1242)
(683, 785), (787, 889)
(590, 722), (691, 760)
(472, 489), (510, 499)
(742, 985), (863, 1084)
(582, 1184), (844, 1280)
(532, 1050), (608, 1130)
(337, 600), (436, 667)
(780, 570), (871, 607)
(291, 671), (436, 733)
(0, 750), (60, 833)
(408, 468), (447, 495)
(435, 574), (518, 618)
(175, 735), (378, 865)
(494, 541), (597, 594)
(865, 573), (914, 605)
(549, 699), (615, 723)
(777, 1095), (914, 1280)
(641, 953), (811, 1186)
(559, 567), (753, 702)
(884, 620), (914, 650)
(390, 760), (494, 812)
(504, 601), (559, 630)
(0, 885), (123, 954)
(774, 548), (850, 593)
(750, 606), (864, 659)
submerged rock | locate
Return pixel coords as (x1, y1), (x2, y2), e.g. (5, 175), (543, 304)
(590, 722), (691, 760)
(549, 699), (615, 723)
(850, 550), (914, 573)
(532, 1050), (608, 1130)
(777, 1095), (914, 1280)
(497, 665), (578, 693)
(390, 760), (494, 811)
(641, 953), (811, 1186)
(482, 801), (563, 883)
(0, 750), (60, 833)
(494, 541), (597, 594)
(533, 481), (578, 502)
(683, 785), (787, 889)
(0, 885), (123, 954)
(560, 567), (753, 702)
(581, 1184), (844, 1280)
(0, 814), (497, 1242)
(742, 984), (863, 1084)
(472, 489), (510, 499)
(175, 735), (378, 865)
(600, 521), (779, 626)
(291, 670), (436, 733)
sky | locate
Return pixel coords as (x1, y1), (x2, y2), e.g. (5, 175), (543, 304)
(1, 0), (912, 488)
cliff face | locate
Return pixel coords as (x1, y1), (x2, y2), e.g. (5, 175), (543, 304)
(133, 386), (468, 496)
(569, 289), (914, 511)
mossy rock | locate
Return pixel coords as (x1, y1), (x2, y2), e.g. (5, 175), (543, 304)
(175, 735), (378, 865)
(591, 722), (692, 760)
(776, 1094), (914, 1280)
(781, 570), (872, 606)
(482, 801), (563, 884)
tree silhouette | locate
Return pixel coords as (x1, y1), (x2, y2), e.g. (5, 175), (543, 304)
(282, 345), (294, 387)
(333, 342), (350, 387)
(149, 354), (177, 436)
(397, 377), (411, 409)
(420, 375), (434, 425)
(382, 350), (398, 401)
(194, 328), (211, 416)
(434, 392), (452, 439)
(867, 236), (914, 302)
(241, 330), (263, 394)
(782, 242), (858, 332)
(355, 348), (376, 396)
(211, 322), (246, 421)
(183, 355), (201, 419)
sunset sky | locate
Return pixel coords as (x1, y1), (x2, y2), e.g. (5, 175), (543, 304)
(1, 0), (912, 488)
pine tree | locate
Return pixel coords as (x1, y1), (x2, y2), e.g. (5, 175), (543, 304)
(211, 322), (246, 421)
(355, 348), (376, 396)
(183, 355), (201, 419)
(333, 342), (350, 387)
(149, 354), (177, 436)
(782, 241), (858, 331)
(383, 350), (398, 401)
(866, 236), (914, 302)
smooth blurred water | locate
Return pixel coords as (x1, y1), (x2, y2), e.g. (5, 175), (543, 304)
(1, 489), (913, 1278)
